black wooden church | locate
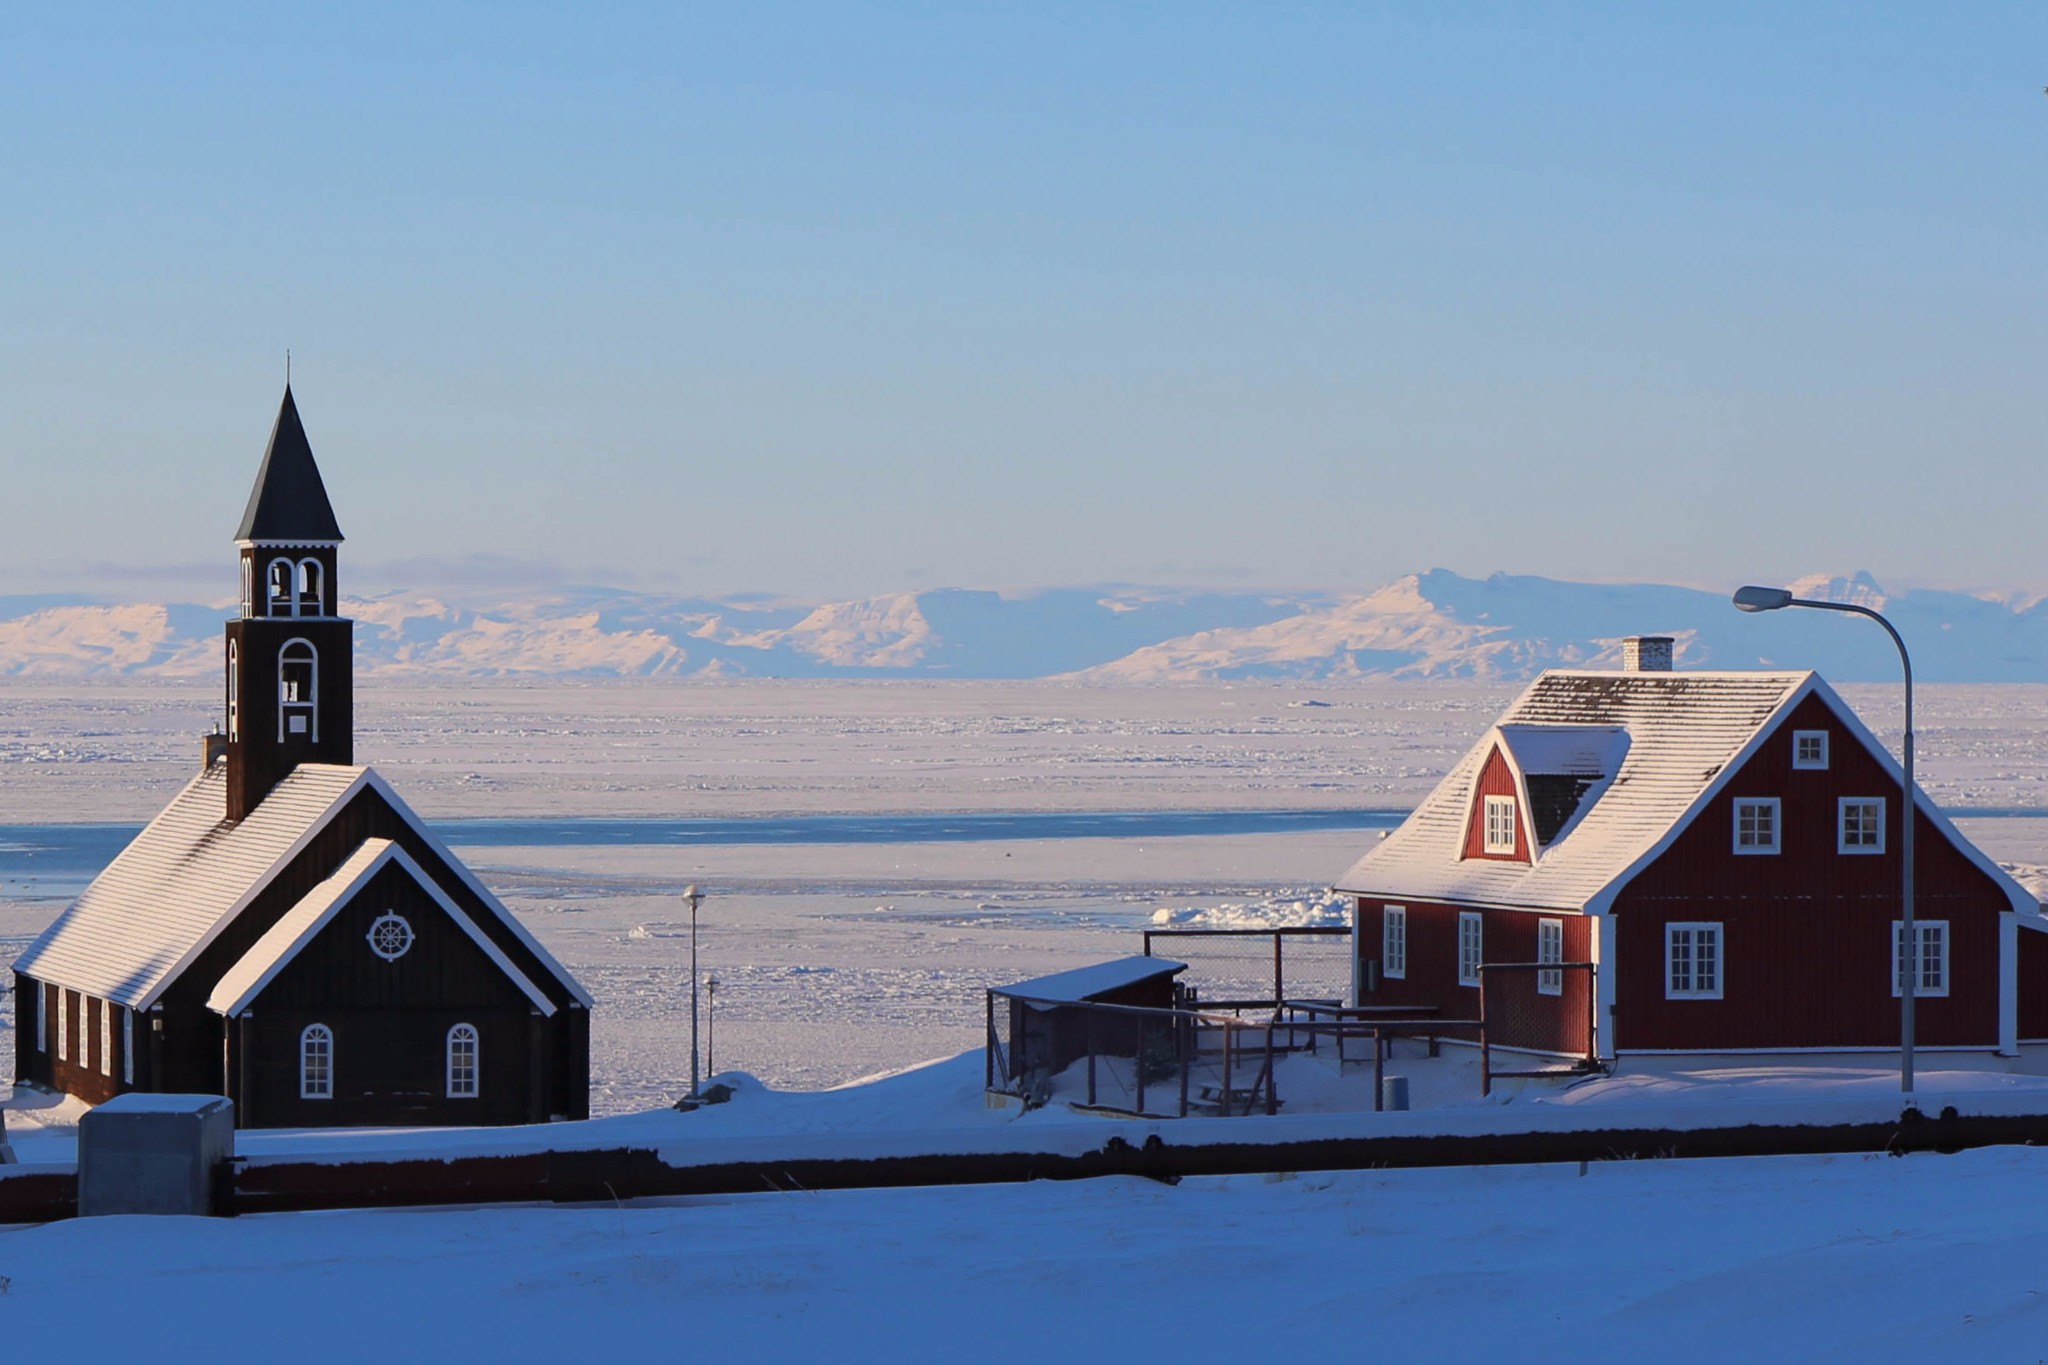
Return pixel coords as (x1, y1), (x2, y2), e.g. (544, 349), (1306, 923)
(12, 389), (591, 1127)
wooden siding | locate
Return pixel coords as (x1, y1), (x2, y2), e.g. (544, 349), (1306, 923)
(1460, 747), (1532, 864)
(1611, 692), (2007, 1051)
(225, 614), (355, 821)
(1356, 898), (1591, 1055)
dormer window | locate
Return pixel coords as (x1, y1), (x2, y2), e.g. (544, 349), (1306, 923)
(1483, 796), (1517, 854)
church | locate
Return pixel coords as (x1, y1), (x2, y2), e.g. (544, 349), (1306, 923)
(12, 389), (592, 1127)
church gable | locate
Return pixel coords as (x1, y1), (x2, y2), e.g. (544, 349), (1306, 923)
(209, 840), (551, 1017)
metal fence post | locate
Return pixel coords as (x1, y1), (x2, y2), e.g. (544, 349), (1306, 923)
(985, 990), (994, 1091)
(1086, 1011), (1098, 1107)
(1178, 1013), (1190, 1118)
(1274, 932), (1284, 1006)
(1373, 1027), (1385, 1112)
(1222, 1024), (1234, 1115)
(1264, 1023), (1277, 1116)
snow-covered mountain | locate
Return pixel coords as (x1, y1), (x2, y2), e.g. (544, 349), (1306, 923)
(3, 570), (2045, 682)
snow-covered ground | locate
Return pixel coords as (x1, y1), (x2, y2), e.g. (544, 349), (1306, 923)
(7, 1145), (2048, 1361)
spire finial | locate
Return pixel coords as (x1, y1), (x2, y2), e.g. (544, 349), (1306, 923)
(285, 349), (292, 388)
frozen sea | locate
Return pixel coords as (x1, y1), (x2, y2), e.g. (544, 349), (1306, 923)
(4, 679), (2046, 1112)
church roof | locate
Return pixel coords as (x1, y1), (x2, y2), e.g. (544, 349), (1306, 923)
(15, 763), (592, 1012)
(234, 387), (344, 543)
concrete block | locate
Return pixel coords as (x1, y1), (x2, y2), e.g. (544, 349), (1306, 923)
(78, 1094), (235, 1217)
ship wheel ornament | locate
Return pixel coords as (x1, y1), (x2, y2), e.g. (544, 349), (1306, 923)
(367, 912), (415, 962)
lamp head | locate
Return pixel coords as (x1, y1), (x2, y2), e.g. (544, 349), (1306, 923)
(1732, 585), (1795, 613)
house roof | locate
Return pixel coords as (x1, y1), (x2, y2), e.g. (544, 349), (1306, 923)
(994, 955), (1187, 1004)
(208, 838), (555, 1017)
(15, 763), (592, 1011)
(1334, 668), (2037, 918)
(235, 387), (344, 543)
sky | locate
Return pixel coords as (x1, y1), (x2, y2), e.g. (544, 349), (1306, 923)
(2, 3), (2044, 602)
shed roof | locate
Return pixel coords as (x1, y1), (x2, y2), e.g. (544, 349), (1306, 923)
(208, 838), (555, 1017)
(235, 386), (344, 543)
(994, 955), (1187, 1004)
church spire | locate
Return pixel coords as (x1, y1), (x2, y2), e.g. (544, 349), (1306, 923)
(235, 387), (345, 543)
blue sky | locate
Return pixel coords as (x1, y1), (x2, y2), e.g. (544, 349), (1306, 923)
(3, 3), (2043, 600)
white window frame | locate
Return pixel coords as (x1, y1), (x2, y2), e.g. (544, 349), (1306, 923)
(297, 557), (324, 616)
(1537, 918), (1564, 995)
(1666, 922), (1724, 1000)
(1732, 797), (1781, 855)
(35, 980), (45, 1053)
(123, 1007), (135, 1085)
(1458, 911), (1484, 987)
(1893, 920), (1950, 998)
(267, 556), (297, 616)
(447, 1024), (480, 1099)
(1483, 795), (1518, 855)
(100, 999), (112, 1078)
(1381, 905), (1407, 980)
(240, 555), (254, 618)
(57, 989), (69, 1062)
(278, 638), (319, 742)
(300, 1023), (334, 1099)
(226, 639), (240, 741)
(1793, 730), (1829, 769)
(1838, 797), (1885, 855)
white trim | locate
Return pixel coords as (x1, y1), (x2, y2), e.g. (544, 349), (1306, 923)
(208, 839), (557, 1017)
(1482, 795), (1517, 855)
(35, 979), (45, 1053)
(1382, 905), (1407, 980)
(1457, 911), (1483, 987)
(1893, 919), (1950, 998)
(1731, 797), (1781, 855)
(297, 557), (324, 616)
(2000, 913), (2019, 1057)
(1620, 1044), (2003, 1056)
(1666, 922), (1723, 1000)
(99, 998), (112, 1077)
(1537, 918), (1564, 995)
(300, 1023), (333, 1099)
(366, 912), (415, 962)
(226, 638), (240, 741)
(237, 539), (340, 550)
(446, 1023), (480, 1098)
(1792, 730), (1829, 770)
(1837, 796), (1885, 855)
(122, 1006), (134, 1085)
(1595, 914), (1617, 1059)
(1349, 897), (1363, 1007)
(266, 556), (297, 616)
(56, 988), (68, 1061)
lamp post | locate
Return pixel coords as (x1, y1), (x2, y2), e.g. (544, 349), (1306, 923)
(1732, 585), (1917, 1101)
(685, 884), (704, 1099)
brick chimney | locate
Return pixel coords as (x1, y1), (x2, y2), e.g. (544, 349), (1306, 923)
(1621, 636), (1674, 672)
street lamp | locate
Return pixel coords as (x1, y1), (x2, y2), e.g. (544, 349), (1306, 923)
(685, 884), (704, 1099)
(1732, 585), (1918, 1102)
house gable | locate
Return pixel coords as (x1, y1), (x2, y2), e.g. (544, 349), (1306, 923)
(209, 841), (549, 1017)
(1460, 745), (1532, 864)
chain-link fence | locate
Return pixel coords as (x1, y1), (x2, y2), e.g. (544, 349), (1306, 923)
(1139, 927), (1351, 1010)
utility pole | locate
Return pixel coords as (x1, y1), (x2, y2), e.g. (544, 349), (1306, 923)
(685, 884), (704, 1099)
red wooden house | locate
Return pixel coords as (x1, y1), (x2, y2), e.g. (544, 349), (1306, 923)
(1335, 640), (2048, 1062)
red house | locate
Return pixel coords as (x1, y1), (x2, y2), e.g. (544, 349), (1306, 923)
(1335, 640), (2048, 1062)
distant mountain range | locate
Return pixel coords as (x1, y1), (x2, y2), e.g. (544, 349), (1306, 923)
(2, 570), (2044, 683)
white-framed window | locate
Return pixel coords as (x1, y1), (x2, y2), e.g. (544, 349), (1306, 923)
(1381, 905), (1407, 980)
(1839, 797), (1885, 855)
(1893, 921), (1949, 998)
(57, 989), (69, 1062)
(1793, 730), (1829, 769)
(300, 1024), (334, 1099)
(1732, 798), (1781, 854)
(1667, 922), (1723, 999)
(100, 999), (112, 1077)
(267, 557), (296, 616)
(1483, 795), (1518, 855)
(278, 638), (318, 741)
(1537, 918), (1564, 995)
(123, 1007), (135, 1085)
(226, 639), (240, 741)
(35, 980), (45, 1053)
(1458, 911), (1484, 987)
(447, 1024), (480, 1099)
(367, 912), (416, 962)
(297, 558), (324, 615)
(240, 556), (254, 618)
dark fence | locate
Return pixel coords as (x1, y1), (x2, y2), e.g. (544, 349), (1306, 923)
(986, 991), (1287, 1118)
(1140, 926), (1351, 1010)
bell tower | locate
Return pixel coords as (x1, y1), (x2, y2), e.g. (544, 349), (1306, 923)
(224, 387), (354, 821)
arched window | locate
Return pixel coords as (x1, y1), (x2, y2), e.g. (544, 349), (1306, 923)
(300, 1024), (333, 1099)
(226, 639), (240, 740)
(278, 639), (318, 741)
(267, 558), (296, 616)
(446, 1024), (479, 1099)
(240, 556), (254, 617)
(297, 558), (324, 616)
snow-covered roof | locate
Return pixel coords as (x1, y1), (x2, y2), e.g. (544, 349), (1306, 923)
(994, 956), (1187, 1004)
(208, 838), (554, 1017)
(1335, 668), (2038, 918)
(16, 762), (593, 1011)
(15, 763), (373, 1009)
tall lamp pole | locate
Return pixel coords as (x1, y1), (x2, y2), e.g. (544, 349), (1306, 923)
(1733, 585), (1917, 1101)
(685, 884), (704, 1099)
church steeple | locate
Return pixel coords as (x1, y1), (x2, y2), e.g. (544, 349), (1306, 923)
(223, 386), (355, 822)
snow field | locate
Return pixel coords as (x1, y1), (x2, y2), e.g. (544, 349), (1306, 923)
(6, 1148), (2048, 1361)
